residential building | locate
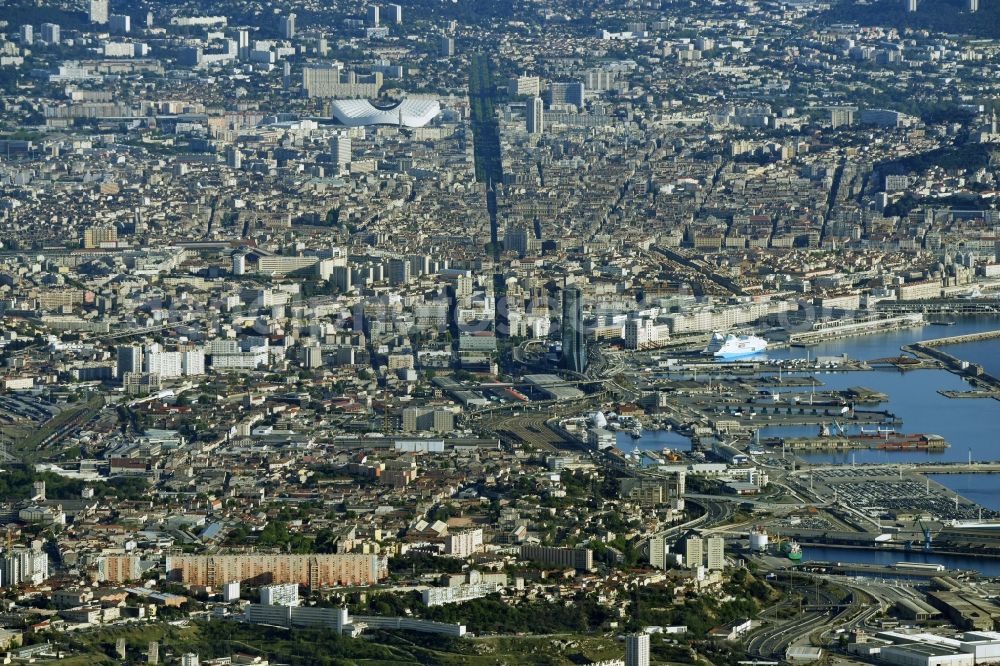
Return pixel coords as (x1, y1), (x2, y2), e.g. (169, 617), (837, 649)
(648, 536), (667, 569)
(422, 583), (500, 606)
(280, 13), (296, 39)
(331, 134), (351, 171)
(165, 554), (389, 587)
(89, 0), (108, 24)
(519, 545), (593, 571)
(684, 537), (703, 569)
(109, 14), (130, 34)
(96, 553), (141, 583)
(260, 583), (300, 607)
(0, 547), (49, 587)
(222, 581), (240, 602)
(626, 633), (650, 666)
(40, 23), (60, 44)
(706, 536), (725, 571)
(388, 258), (411, 286)
(445, 529), (483, 558)
(548, 81), (585, 107)
(116, 345), (143, 379)
(508, 75), (540, 97)
(83, 226), (118, 248)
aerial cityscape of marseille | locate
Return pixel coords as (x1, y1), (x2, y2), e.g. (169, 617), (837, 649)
(6, 0), (1000, 663)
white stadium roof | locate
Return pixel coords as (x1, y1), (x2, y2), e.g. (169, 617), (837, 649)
(330, 98), (441, 128)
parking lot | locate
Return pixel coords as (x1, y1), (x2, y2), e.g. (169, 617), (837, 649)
(809, 468), (997, 521)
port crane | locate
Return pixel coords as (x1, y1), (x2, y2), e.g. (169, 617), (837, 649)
(917, 520), (933, 551)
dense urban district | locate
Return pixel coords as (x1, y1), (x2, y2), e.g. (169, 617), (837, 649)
(3, 0), (1000, 664)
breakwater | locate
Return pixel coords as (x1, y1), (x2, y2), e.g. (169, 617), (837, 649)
(904, 329), (1000, 392)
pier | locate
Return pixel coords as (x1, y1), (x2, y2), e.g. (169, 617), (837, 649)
(785, 313), (925, 345)
(769, 434), (948, 451)
(904, 329), (1000, 393)
(910, 329), (1000, 348)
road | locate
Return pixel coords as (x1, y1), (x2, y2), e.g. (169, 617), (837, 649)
(747, 610), (829, 659)
(746, 577), (870, 660)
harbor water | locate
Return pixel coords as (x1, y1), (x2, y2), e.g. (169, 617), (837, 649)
(633, 315), (1000, 515)
(943, 337), (1000, 377)
(617, 428), (692, 453)
(756, 316), (1000, 466)
(800, 544), (1000, 576)
(925, 473), (1000, 511)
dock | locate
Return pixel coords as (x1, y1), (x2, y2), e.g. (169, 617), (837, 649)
(938, 390), (1000, 400)
(817, 561), (979, 577)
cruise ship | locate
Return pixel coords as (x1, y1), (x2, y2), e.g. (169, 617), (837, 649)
(706, 332), (768, 359)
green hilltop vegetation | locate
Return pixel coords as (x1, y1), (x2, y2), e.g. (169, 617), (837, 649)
(876, 143), (995, 177)
(823, 0), (1000, 38)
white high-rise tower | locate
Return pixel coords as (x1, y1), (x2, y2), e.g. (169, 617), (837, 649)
(527, 96), (544, 134)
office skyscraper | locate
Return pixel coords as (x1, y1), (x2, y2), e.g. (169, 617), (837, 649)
(527, 96), (544, 134)
(366, 5), (380, 26)
(386, 4), (403, 24)
(625, 633), (650, 666)
(561, 286), (587, 373)
(89, 0), (109, 24)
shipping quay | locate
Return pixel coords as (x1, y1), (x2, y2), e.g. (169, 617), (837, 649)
(739, 463), (1000, 558)
(810, 562), (979, 579)
(766, 432), (948, 451)
(904, 329), (1000, 394)
(645, 381), (903, 436)
(783, 312), (926, 345)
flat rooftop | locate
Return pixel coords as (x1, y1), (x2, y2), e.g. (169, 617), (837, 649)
(523, 374), (586, 401)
